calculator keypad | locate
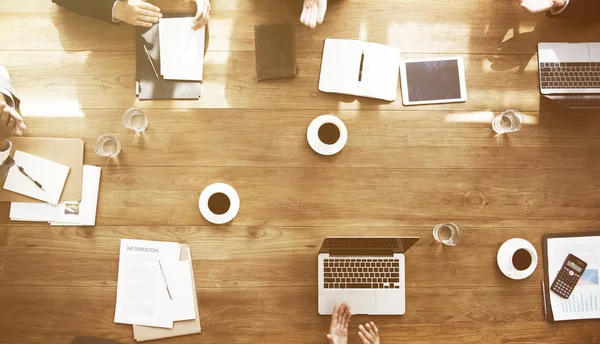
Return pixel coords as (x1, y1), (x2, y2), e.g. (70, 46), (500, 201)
(550, 267), (581, 299)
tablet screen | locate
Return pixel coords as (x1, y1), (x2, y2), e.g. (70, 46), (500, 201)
(405, 59), (462, 102)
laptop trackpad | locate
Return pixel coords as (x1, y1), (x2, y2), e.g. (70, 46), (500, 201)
(347, 291), (377, 314)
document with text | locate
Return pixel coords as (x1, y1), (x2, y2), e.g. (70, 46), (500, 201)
(114, 239), (182, 328)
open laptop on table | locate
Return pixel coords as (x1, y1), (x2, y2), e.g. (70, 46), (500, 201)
(318, 236), (419, 315)
(538, 43), (600, 109)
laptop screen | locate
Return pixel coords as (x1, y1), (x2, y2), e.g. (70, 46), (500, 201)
(319, 237), (420, 255)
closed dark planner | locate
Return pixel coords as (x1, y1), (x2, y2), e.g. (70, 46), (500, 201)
(254, 23), (297, 81)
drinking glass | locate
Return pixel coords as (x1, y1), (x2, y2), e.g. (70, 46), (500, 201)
(433, 223), (461, 246)
(122, 108), (148, 132)
(94, 134), (121, 157)
(492, 109), (524, 134)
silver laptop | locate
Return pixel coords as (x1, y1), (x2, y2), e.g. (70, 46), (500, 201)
(318, 236), (419, 315)
(538, 43), (600, 109)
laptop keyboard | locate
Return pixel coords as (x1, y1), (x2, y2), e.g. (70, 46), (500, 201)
(324, 238), (398, 249)
(550, 97), (600, 108)
(540, 62), (600, 89)
(323, 258), (401, 289)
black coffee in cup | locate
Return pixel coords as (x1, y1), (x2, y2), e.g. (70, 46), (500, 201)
(208, 192), (230, 215)
(512, 249), (532, 271)
(318, 123), (340, 145)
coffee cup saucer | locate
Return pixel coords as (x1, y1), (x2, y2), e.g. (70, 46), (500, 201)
(497, 238), (538, 280)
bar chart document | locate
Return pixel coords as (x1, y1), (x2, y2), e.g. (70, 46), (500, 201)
(547, 236), (600, 321)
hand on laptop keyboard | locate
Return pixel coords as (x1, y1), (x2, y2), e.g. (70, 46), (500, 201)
(327, 303), (382, 344)
(327, 302), (351, 344)
(358, 322), (381, 344)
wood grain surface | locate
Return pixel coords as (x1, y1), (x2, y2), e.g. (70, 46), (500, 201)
(0, 0), (599, 343)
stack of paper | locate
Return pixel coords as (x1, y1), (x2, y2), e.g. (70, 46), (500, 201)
(10, 165), (101, 226)
(115, 239), (201, 341)
(0, 137), (84, 204)
(159, 17), (205, 81)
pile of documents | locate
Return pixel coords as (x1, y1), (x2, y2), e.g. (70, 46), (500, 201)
(115, 239), (201, 342)
(0, 137), (100, 226)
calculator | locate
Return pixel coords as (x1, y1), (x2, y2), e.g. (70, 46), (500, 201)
(550, 254), (587, 299)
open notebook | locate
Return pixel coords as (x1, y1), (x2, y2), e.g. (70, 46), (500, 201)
(318, 38), (401, 101)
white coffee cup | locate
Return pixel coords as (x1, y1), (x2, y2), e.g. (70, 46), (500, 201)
(497, 238), (538, 280)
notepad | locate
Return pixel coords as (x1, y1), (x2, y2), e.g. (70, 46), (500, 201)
(254, 23), (297, 81)
(10, 165), (101, 226)
(3, 151), (70, 205)
(318, 38), (401, 101)
(159, 18), (205, 81)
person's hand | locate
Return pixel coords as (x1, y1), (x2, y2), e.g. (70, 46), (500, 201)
(327, 302), (351, 344)
(186, 0), (210, 30)
(0, 102), (26, 151)
(358, 322), (380, 344)
(300, 0), (327, 29)
(516, 0), (566, 13)
(113, 0), (162, 28)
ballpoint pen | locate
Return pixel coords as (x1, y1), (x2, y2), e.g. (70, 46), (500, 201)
(542, 280), (548, 319)
(158, 260), (173, 300)
(143, 45), (160, 79)
(17, 165), (44, 191)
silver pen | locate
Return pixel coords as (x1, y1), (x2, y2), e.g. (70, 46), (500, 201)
(158, 260), (173, 300)
(143, 45), (160, 79)
(542, 280), (548, 319)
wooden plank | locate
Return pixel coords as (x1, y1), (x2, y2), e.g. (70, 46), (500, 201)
(2, 1), (599, 54)
(0, 167), (591, 225)
(11, 108), (600, 170)
(1, 226), (599, 288)
(0, 285), (598, 344)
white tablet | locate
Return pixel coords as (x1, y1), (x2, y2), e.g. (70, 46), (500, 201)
(400, 57), (467, 106)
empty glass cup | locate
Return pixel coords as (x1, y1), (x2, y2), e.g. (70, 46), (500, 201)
(492, 109), (524, 134)
(122, 108), (148, 132)
(94, 134), (121, 157)
(433, 223), (461, 246)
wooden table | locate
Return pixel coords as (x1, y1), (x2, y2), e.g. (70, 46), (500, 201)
(1, 0), (599, 343)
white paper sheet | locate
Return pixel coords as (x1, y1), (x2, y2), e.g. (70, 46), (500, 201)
(114, 239), (181, 328)
(161, 260), (196, 321)
(3, 150), (70, 205)
(547, 236), (600, 321)
(10, 165), (101, 226)
(159, 17), (205, 81)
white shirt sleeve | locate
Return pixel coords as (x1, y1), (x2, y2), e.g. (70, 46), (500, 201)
(0, 87), (15, 108)
(551, 0), (570, 14)
(0, 140), (12, 163)
(112, 0), (121, 23)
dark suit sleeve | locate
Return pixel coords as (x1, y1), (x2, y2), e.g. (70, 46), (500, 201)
(52, 0), (117, 23)
(547, 0), (600, 20)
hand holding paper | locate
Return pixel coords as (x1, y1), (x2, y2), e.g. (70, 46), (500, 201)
(186, 0), (210, 30)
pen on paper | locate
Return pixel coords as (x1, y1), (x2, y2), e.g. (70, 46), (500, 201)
(158, 260), (173, 300)
(143, 45), (160, 79)
(542, 280), (547, 319)
(17, 165), (44, 191)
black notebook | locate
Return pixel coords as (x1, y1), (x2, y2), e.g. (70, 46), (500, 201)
(136, 14), (202, 100)
(254, 23), (297, 81)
